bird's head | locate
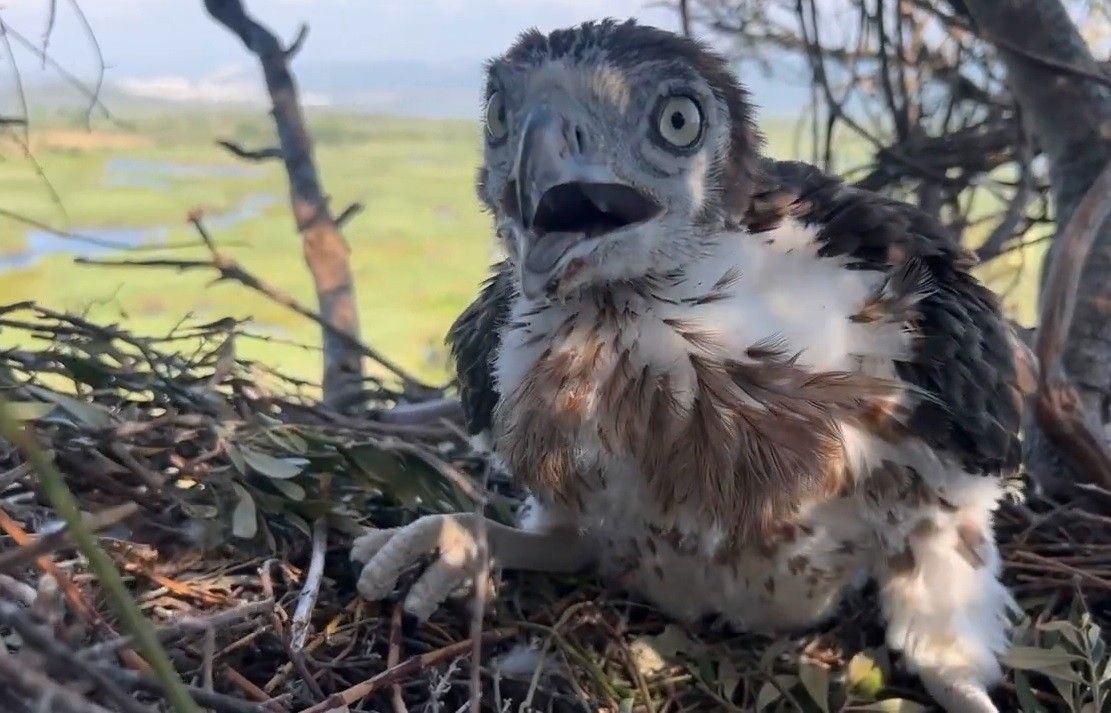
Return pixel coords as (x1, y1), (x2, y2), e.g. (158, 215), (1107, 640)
(477, 19), (762, 300)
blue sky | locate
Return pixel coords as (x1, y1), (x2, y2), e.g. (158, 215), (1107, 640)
(1, 1), (808, 117)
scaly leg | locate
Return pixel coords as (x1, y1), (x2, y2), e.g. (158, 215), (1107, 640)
(876, 496), (1012, 713)
(351, 513), (593, 620)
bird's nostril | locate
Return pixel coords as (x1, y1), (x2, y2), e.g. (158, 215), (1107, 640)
(573, 125), (587, 154)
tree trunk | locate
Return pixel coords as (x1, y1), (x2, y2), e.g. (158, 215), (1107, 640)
(957, 0), (1111, 487)
(203, 0), (365, 410)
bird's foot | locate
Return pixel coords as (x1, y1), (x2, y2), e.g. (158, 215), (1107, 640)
(351, 513), (487, 621)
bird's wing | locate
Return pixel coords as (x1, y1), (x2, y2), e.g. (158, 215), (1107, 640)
(447, 260), (514, 435)
(746, 158), (1035, 475)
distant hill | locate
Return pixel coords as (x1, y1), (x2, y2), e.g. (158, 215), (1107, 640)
(22, 57), (811, 121)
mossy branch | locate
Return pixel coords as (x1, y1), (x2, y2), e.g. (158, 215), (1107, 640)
(0, 398), (202, 713)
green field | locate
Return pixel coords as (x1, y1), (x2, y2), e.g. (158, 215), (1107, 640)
(0, 108), (1043, 387)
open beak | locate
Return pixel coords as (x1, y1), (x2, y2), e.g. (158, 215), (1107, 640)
(507, 105), (660, 299)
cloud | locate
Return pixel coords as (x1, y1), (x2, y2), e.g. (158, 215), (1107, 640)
(116, 65), (331, 106)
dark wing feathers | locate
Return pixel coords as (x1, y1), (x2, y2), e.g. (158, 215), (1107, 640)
(447, 261), (513, 435)
(449, 159), (1029, 474)
(748, 158), (1028, 475)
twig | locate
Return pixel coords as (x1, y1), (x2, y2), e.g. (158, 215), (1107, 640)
(77, 212), (432, 393)
(216, 140), (284, 162)
(223, 668), (283, 709)
(100, 668), (269, 713)
(387, 603), (409, 713)
(1033, 160), (1111, 491)
(0, 647), (117, 713)
(0, 602), (152, 713)
(375, 398), (463, 426)
(334, 202), (363, 228)
(0, 399), (202, 713)
(0, 22), (120, 126)
(0, 461), (33, 491)
(0, 572), (36, 605)
(0, 501), (137, 574)
(296, 628), (520, 713)
(290, 517), (327, 651)
(0, 506), (100, 624)
(80, 598), (276, 659)
(468, 465), (492, 713)
(289, 515), (328, 701)
(63, 0), (107, 128)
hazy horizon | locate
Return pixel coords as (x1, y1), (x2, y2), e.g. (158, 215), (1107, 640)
(1, 1), (811, 120)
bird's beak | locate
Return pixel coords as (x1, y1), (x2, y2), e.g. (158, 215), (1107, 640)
(508, 104), (660, 299)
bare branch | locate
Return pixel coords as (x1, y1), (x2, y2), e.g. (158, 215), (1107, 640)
(285, 23), (309, 59)
(216, 139), (284, 162)
(334, 202), (364, 228)
(75, 211), (431, 391)
(0, 22), (120, 127)
(203, 0), (372, 407)
(1034, 161), (1111, 490)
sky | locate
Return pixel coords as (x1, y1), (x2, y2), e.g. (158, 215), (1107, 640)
(0, 0), (808, 117)
(1, 2), (1102, 119)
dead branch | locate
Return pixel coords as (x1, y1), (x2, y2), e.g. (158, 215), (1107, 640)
(1033, 161), (1111, 491)
(98, 668), (271, 713)
(289, 516), (327, 652)
(334, 202), (364, 228)
(80, 599), (276, 659)
(0, 648), (118, 713)
(0, 502), (137, 574)
(75, 211), (430, 392)
(216, 140), (284, 162)
(0, 602), (152, 713)
(202, 0), (367, 410)
(297, 628), (520, 713)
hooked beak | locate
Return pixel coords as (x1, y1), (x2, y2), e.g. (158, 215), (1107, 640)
(507, 105), (660, 299)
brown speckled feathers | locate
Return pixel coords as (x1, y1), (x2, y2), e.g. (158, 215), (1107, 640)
(449, 159), (1029, 477)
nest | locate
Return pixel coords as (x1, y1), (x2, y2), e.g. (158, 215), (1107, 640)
(0, 301), (1107, 713)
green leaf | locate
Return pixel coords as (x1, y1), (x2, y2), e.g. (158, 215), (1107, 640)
(4, 401), (54, 421)
(344, 443), (465, 510)
(267, 478), (306, 501)
(717, 658), (742, 701)
(230, 483), (257, 539)
(27, 386), (111, 428)
(755, 676), (796, 712)
(285, 513), (312, 539)
(264, 429), (308, 455)
(1004, 646), (1084, 671)
(1012, 671), (1048, 713)
(226, 444), (247, 475)
(754, 680), (780, 712)
(798, 659), (830, 713)
(240, 446), (304, 480)
(846, 652), (885, 700)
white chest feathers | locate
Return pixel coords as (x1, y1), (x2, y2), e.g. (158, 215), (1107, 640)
(490, 221), (923, 627)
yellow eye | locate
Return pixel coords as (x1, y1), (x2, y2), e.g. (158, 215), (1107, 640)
(656, 95), (703, 149)
(485, 91), (508, 142)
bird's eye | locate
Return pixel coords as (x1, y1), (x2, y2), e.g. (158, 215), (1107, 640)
(485, 91), (508, 143)
(655, 95), (703, 149)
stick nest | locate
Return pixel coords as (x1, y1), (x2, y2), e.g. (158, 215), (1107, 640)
(0, 302), (1107, 713)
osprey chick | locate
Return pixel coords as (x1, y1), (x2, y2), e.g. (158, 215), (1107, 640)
(353, 20), (1031, 712)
